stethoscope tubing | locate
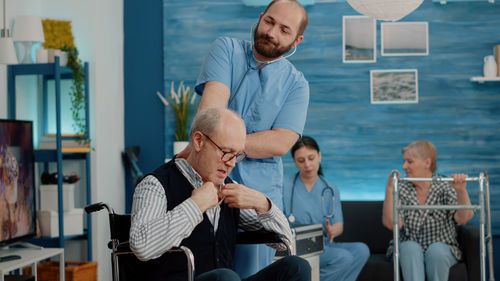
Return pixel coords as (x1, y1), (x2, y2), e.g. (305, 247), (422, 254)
(289, 172), (335, 223)
(228, 22), (297, 108)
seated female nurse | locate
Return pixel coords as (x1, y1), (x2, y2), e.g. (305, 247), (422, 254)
(283, 136), (370, 281)
(382, 140), (474, 281)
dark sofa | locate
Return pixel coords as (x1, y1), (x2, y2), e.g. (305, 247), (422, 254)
(335, 201), (480, 281)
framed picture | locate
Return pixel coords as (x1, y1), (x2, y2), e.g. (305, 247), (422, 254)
(381, 22), (429, 56)
(343, 16), (376, 63)
(370, 69), (418, 104)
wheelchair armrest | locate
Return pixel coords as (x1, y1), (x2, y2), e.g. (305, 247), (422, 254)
(236, 231), (283, 244)
(236, 231), (291, 255)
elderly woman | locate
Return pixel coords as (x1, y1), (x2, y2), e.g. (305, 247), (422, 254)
(382, 140), (474, 281)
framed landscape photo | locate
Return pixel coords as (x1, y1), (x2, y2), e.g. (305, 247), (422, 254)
(381, 22), (429, 56)
(343, 15), (376, 63)
(370, 69), (418, 104)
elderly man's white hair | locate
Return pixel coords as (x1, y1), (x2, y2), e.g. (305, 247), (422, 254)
(189, 108), (243, 139)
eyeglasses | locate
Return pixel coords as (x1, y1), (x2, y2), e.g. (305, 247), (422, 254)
(202, 133), (247, 164)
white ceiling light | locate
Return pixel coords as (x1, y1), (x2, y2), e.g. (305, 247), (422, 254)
(242, 0), (314, 6)
(346, 0), (424, 22)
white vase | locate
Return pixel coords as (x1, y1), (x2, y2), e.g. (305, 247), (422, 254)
(36, 48), (48, 63)
(173, 141), (189, 155)
(483, 55), (497, 78)
(47, 49), (68, 66)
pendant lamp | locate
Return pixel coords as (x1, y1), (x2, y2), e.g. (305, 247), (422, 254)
(346, 0), (424, 22)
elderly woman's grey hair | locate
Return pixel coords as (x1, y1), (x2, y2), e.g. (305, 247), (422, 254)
(402, 140), (437, 173)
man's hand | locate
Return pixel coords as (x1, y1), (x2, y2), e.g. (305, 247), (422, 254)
(220, 183), (271, 213)
(190, 182), (219, 213)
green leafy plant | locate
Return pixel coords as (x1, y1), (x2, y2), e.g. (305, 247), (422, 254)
(157, 81), (197, 141)
(61, 46), (88, 145)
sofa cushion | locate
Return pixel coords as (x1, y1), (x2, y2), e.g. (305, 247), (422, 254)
(336, 201), (393, 254)
(336, 201), (476, 281)
(357, 253), (468, 281)
(357, 253), (394, 281)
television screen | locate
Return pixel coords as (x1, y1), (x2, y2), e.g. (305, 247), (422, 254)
(0, 119), (36, 246)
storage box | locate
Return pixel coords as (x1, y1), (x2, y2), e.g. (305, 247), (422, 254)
(40, 184), (75, 211)
(37, 208), (84, 237)
(24, 261), (97, 281)
(277, 223), (324, 258)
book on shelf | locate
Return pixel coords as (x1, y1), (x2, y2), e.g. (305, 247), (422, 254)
(38, 133), (90, 152)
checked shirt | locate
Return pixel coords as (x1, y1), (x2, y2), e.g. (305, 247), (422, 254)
(387, 177), (462, 260)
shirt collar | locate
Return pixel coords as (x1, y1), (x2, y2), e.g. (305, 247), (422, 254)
(175, 158), (203, 189)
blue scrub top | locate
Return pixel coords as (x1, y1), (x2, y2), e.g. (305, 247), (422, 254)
(195, 37), (309, 207)
(283, 173), (343, 227)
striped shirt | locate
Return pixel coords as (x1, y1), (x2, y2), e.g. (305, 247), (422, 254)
(130, 158), (293, 261)
(387, 177), (462, 260)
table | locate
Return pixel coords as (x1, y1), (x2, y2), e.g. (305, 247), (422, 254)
(0, 247), (64, 281)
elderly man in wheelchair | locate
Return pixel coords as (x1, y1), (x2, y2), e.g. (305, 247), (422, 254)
(129, 107), (311, 281)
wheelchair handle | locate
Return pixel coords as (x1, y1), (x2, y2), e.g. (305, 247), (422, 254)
(85, 202), (115, 214)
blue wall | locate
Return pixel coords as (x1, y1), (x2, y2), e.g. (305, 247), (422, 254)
(161, 0), (500, 229)
(124, 0), (164, 210)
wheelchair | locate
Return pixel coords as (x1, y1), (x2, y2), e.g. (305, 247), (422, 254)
(85, 202), (290, 281)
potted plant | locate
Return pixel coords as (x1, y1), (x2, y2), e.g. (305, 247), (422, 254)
(62, 46), (88, 145)
(157, 81), (197, 154)
(42, 19), (89, 145)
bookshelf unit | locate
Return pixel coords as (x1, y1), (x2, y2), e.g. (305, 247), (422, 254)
(6, 57), (92, 260)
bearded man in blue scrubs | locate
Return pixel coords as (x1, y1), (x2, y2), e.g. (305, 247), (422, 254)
(194, 0), (310, 278)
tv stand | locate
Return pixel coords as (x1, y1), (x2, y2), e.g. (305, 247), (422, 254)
(0, 247), (64, 281)
(2, 242), (43, 250)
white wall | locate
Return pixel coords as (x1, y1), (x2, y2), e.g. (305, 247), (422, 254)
(1, 1), (124, 280)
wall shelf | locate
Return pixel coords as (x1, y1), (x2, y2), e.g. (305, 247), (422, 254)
(470, 76), (500, 83)
(7, 57), (92, 260)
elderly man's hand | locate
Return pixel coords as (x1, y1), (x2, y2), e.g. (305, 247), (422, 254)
(220, 183), (271, 214)
(191, 182), (219, 213)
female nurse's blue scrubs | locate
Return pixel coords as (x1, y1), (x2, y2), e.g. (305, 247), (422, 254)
(283, 174), (370, 281)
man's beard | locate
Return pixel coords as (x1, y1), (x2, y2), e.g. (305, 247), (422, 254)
(253, 25), (295, 59)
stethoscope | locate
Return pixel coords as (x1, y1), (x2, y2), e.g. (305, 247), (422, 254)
(228, 22), (297, 108)
(288, 172), (335, 223)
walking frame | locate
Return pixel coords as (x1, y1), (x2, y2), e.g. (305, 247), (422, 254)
(391, 171), (494, 281)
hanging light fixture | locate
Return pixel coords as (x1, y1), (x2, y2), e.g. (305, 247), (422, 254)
(346, 0), (424, 22)
(242, 0), (314, 6)
(0, 0), (17, 64)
